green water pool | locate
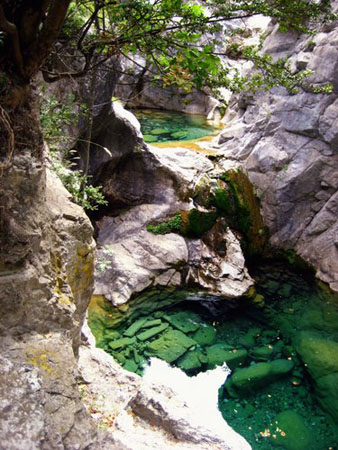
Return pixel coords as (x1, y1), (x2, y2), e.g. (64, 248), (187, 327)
(89, 262), (338, 449)
(131, 108), (217, 143)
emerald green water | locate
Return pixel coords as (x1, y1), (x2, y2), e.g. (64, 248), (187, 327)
(132, 108), (216, 143)
(89, 263), (338, 449)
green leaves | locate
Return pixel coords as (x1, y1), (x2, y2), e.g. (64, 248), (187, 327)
(59, 0), (335, 99)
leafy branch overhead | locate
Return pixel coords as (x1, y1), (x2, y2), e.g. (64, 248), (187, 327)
(0, 0), (336, 100)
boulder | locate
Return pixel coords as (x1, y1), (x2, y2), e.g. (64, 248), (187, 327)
(207, 345), (248, 370)
(269, 410), (312, 450)
(225, 359), (294, 397)
(146, 330), (197, 363)
(218, 21), (338, 292)
(295, 331), (338, 421)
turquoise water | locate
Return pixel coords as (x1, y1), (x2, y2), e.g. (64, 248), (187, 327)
(89, 262), (338, 449)
(131, 109), (216, 143)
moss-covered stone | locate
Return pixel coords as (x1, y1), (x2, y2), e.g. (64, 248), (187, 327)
(123, 318), (148, 337)
(225, 359), (294, 397)
(193, 324), (216, 345)
(251, 345), (274, 361)
(210, 169), (266, 255)
(295, 331), (338, 421)
(146, 329), (196, 363)
(150, 128), (167, 135)
(108, 336), (136, 350)
(176, 349), (205, 372)
(143, 134), (158, 143)
(180, 209), (218, 238)
(171, 131), (188, 139)
(206, 345), (247, 370)
(123, 359), (139, 373)
(238, 328), (261, 348)
(136, 323), (169, 341)
(163, 311), (200, 333)
(269, 410), (312, 450)
(142, 319), (163, 328)
(104, 330), (121, 341)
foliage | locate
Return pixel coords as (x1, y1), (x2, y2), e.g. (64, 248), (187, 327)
(40, 93), (107, 211)
(39, 93), (76, 148)
(1, 1), (336, 102)
(147, 214), (183, 235)
(53, 160), (107, 211)
(52, 0), (337, 95)
(96, 246), (114, 273)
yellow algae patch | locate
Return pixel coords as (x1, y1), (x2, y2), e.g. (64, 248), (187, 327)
(26, 349), (55, 373)
(152, 134), (220, 154)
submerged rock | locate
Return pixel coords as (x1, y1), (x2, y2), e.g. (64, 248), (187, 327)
(193, 324), (217, 346)
(295, 331), (338, 421)
(146, 329), (197, 363)
(176, 349), (206, 372)
(225, 359), (294, 397)
(163, 311), (201, 333)
(207, 345), (247, 370)
(269, 410), (312, 450)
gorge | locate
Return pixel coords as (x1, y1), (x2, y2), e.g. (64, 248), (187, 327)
(1, 1), (338, 449)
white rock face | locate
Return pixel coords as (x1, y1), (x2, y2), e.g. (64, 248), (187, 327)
(217, 18), (338, 292)
(78, 338), (251, 450)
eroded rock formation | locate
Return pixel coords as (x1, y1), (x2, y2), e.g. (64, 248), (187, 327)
(217, 16), (338, 291)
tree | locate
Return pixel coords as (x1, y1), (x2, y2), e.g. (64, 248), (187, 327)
(0, 0), (335, 172)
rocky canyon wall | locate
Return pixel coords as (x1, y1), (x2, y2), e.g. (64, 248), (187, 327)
(218, 13), (338, 291)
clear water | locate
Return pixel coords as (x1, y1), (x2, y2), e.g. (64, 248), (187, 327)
(89, 263), (338, 449)
(131, 108), (216, 143)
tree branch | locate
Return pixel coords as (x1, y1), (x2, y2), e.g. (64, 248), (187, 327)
(24, 0), (72, 78)
(0, 5), (25, 77)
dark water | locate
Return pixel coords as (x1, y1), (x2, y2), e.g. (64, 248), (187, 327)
(131, 108), (216, 143)
(89, 263), (338, 449)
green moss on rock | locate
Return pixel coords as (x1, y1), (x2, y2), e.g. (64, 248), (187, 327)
(136, 322), (169, 341)
(211, 169), (266, 255)
(206, 345), (247, 370)
(163, 311), (201, 333)
(176, 349), (205, 372)
(193, 324), (216, 345)
(108, 336), (136, 350)
(269, 410), (312, 450)
(295, 331), (338, 421)
(146, 329), (196, 363)
(181, 209), (218, 238)
(123, 318), (148, 337)
(225, 359), (294, 397)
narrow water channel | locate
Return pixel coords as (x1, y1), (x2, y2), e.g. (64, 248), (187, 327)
(89, 261), (338, 450)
